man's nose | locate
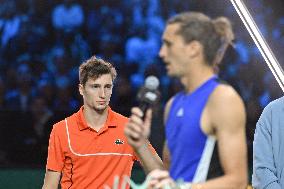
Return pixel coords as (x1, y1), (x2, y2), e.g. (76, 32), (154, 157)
(99, 88), (106, 98)
(159, 45), (166, 58)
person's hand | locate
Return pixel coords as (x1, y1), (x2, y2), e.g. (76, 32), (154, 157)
(124, 107), (152, 150)
(146, 169), (178, 189)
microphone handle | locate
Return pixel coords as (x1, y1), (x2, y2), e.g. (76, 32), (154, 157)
(139, 102), (149, 121)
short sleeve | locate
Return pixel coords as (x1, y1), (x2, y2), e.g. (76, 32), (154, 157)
(46, 125), (65, 172)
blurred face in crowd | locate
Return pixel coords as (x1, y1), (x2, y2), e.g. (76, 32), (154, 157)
(31, 97), (47, 115)
(159, 23), (192, 78)
(79, 74), (113, 112)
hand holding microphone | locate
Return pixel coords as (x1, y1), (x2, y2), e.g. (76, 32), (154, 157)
(124, 76), (160, 149)
(137, 75), (160, 119)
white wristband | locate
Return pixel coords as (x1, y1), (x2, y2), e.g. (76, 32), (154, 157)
(179, 182), (192, 189)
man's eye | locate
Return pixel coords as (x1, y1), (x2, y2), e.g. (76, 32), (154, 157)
(163, 40), (172, 47)
(92, 85), (100, 88)
(166, 42), (172, 47)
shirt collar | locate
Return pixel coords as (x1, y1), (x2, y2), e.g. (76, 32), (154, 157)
(76, 106), (117, 131)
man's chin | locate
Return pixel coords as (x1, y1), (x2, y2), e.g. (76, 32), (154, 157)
(93, 106), (108, 113)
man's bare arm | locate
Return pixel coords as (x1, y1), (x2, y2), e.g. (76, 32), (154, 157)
(42, 170), (61, 189)
(162, 97), (174, 170)
(193, 85), (248, 189)
(134, 141), (164, 174)
(136, 96), (174, 173)
(162, 142), (171, 170)
(124, 108), (163, 173)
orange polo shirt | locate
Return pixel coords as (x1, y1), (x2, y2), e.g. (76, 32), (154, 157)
(46, 106), (150, 189)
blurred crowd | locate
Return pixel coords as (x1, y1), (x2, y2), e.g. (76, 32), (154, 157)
(0, 0), (283, 170)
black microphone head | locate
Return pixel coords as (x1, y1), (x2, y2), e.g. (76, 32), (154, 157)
(137, 76), (160, 114)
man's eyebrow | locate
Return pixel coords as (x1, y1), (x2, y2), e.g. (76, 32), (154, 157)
(162, 39), (171, 44)
(91, 83), (112, 86)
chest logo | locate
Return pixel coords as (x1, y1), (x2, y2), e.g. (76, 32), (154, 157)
(176, 108), (184, 117)
(115, 139), (124, 145)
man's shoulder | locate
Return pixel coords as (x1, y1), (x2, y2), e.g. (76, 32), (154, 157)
(266, 96), (284, 110)
(207, 83), (245, 129)
(51, 119), (67, 134)
(260, 96), (284, 119)
(110, 110), (129, 123)
(52, 113), (77, 132)
(213, 83), (237, 97)
(208, 83), (243, 107)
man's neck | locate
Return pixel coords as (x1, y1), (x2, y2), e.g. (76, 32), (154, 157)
(83, 106), (108, 131)
(181, 64), (215, 93)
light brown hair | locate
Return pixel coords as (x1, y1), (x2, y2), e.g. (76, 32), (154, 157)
(168, 12), (234, 67)
(79, 56), (117, 86)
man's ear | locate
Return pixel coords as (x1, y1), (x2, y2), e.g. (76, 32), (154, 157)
(78, 84), (84, 96)
(186, 40), (203, 58)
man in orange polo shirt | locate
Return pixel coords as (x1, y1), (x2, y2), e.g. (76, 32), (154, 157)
(42, 56), (163, 189)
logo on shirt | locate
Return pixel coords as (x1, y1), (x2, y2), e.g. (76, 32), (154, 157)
(176, 108), (184, 117)
(115, 139), (124, 145)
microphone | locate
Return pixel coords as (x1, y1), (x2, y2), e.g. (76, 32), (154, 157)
(136, 75), (160, 119)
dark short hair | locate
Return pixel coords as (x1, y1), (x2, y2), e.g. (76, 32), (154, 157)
(79, 56), (117, 86)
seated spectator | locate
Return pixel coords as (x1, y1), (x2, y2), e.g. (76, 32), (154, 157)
(51, 0), (84, 33)
(0, 1), (26, 48)
(53, 76), (79, 114)
(5, 63), (35, 112)
(37, 79), (56, 109)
